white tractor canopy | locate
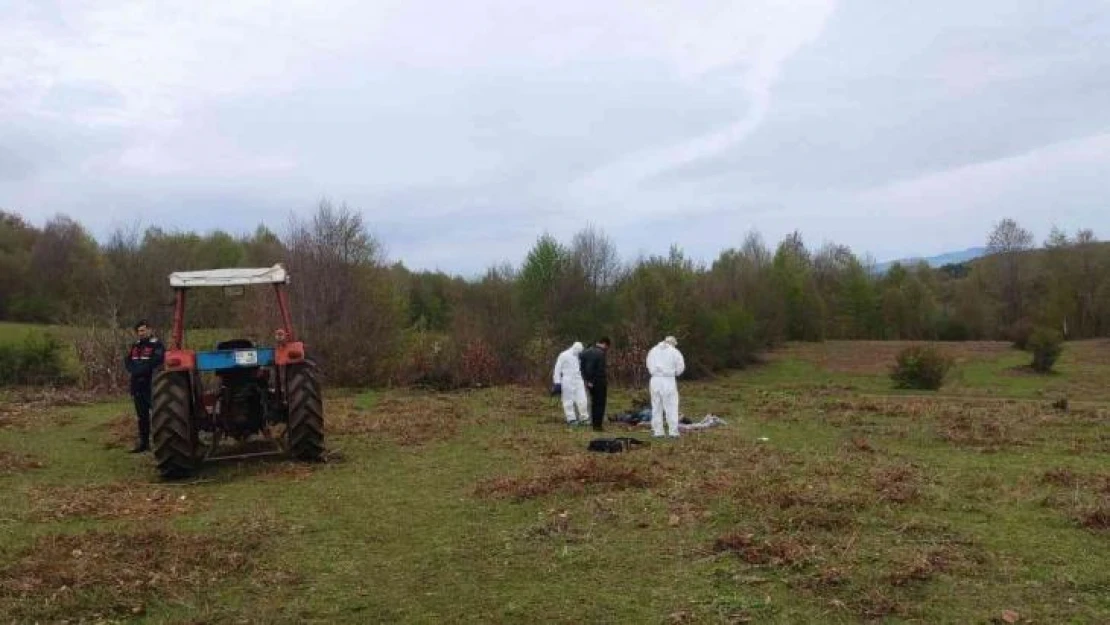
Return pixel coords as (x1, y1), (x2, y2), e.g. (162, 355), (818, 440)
(168, 264), (288, 288)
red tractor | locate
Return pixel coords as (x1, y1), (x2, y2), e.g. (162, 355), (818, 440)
(151, 264), (324, 479)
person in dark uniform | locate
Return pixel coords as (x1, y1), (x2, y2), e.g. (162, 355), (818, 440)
(124, 320), (165, 453)
(578, 337), (611, 432)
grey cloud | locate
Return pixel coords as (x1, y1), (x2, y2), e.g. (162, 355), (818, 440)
(193, 61), (748, 192)
(0, 145), (35, 182)
(2, 0), (1109, 275)
(39, 82), (126, 116)
(0, 116), (128, 184)
(648, 0), (1110, 193)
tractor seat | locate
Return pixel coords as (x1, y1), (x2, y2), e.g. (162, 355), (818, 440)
(216, 338), (255, 351)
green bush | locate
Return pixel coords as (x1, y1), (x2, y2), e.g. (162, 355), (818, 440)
(890, 345), (953, 390)
(936, 316), (972, 342)
(0, 331), (68, 386)
(1007, 319), (1034, 350)
(695, 304), (760, 372)
(1028, 327), (1063, 373)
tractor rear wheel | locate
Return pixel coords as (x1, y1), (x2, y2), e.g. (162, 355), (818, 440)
(286, 363), (324, 461)
(151, 371), (197, 479)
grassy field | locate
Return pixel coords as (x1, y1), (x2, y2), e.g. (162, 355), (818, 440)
(1, 340), (1109, 623)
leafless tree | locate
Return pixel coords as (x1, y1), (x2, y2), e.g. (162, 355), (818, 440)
(570, 224), (620, 293)
(282, 199), (404, 385)
(986, 218), (1033, 325)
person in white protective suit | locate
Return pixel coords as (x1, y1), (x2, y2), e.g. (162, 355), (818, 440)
(646, 335), (686, 438)
(552, 341), (589, 426)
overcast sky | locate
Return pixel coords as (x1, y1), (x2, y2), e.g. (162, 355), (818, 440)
(2, 0), (1108, 275)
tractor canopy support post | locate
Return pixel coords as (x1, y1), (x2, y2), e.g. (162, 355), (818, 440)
(172, 288), (186, 350)
(274, 284), (296, 342)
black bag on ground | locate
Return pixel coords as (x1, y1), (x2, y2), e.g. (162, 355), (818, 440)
(587, 437), (648, 453)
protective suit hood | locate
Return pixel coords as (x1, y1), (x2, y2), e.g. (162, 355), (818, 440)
(571, 342), (584, 355)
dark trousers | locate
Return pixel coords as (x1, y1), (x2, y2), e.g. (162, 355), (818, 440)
(588, 382), (608, 430)
(131, 379), (152, 444)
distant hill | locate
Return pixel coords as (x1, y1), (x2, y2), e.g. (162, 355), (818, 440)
(875, 247), (987, 273)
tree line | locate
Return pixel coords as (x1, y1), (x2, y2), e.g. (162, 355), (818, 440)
(1, 203), (1108, 388)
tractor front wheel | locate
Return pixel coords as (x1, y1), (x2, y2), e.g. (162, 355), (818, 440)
(286, 363), (324, 461)
(151, 371), (197, 479)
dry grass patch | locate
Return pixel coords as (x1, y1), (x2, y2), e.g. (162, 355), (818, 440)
(0, 525), (292, 622)
(666, 502), (711, 528)
(747, 387), (842, 421)
(770, 481), (875, 513)
(871, 464), (924, 504)
(100, 411), (135, 448)
(255, 460), (319, 481)
(770, 341), (1011, 375)
(1040, 467), (1110, 492)
(712, 531), (818, 569)
(330, 392), (466, 446)
(1065, 339), (1110, 365)
(0, 387), (91, 429)
(481, 430), (572, 458)
(1076, 502), (1110, 530)
(522, 508), (589, 544)
(854, 589), (908, 621)
(0, 449), (45, 475)
(686, 448), (881, 526)
(843, 436), (877, 453)
(28, 482), (205, 521)
(1038, 468), (1110, 531)
(936, 412), (1030, 451)
(767, 506), (857, 533)
(884, 548), (958, 587)
(477, 386), (552, 425)
(474, 455), (663, 501)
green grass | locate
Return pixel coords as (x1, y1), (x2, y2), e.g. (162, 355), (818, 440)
(0, 321), (70, 343)
(1, 341), (1109, 623)
(0, 321), (82, 377)
(0, 321), (238, 348)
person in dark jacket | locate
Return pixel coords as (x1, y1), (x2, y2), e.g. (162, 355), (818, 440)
(578, 337), (611, 431)
(124, 320), (165, 453)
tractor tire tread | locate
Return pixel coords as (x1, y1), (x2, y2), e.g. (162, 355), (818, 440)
(152, 371), (196, 479)
(287, 363), (324, 461)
